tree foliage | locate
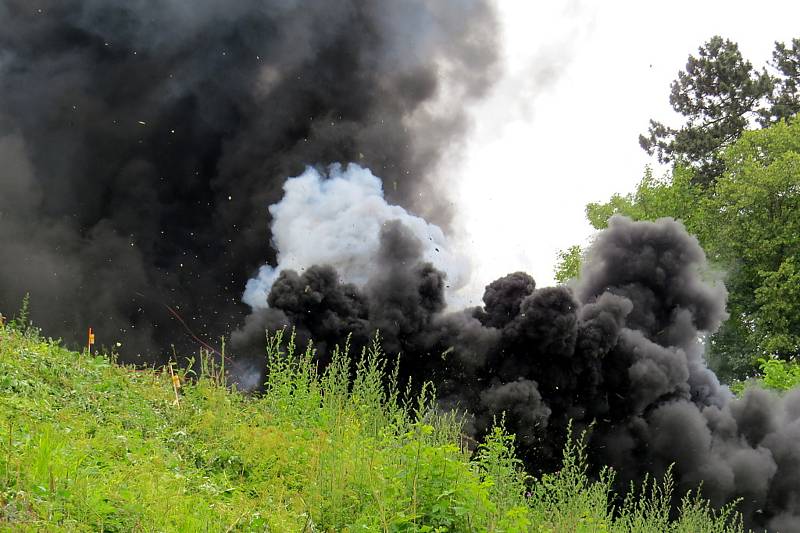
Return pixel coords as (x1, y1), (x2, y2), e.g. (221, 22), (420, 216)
(719, 121), (800, 358)
(640, 36), (799, 186)
(559, 35), (800, 380)
(564, 117), (800, 380)
(554, 245), (583, 284)
(762, 38), (800, 124)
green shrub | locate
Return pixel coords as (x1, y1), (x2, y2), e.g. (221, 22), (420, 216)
(756, 357), (800, 391)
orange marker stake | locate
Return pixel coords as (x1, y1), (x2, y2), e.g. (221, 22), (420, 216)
(88, 327), (95, 355)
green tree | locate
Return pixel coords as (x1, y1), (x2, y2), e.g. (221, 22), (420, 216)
(640, 36), (800, 188)
(554, 245), (583, 284)
(755, 257), (800, 356)
(640, 36), (773, 186)
(762, 38), (800, 124)
(561, 34), (800, 379)
(584, 166), (706, 233)
(708, 118), (800, 361)
(568, 117), (800, 380)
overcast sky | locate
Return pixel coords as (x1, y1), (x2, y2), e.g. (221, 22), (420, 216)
(449, 0), (800, 302)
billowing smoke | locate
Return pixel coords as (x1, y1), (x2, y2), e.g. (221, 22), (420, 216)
(4, 3), (800, 530)
(0, 0), (498, 357)
(242, 163), (470, 310)
(235, 208), (800, 532)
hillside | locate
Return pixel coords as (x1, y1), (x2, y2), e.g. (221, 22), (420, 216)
(0, 321), (743, 532)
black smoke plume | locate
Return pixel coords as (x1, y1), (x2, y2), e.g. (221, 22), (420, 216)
(0, 0), (498, 356)
(4, 3), (800, 530)
(236, 215), (800, 532)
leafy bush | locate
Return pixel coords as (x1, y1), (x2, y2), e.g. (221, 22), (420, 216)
(756, 357), (800, 391)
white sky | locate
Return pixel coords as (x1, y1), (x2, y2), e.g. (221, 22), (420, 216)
(450, 0), (800, 303)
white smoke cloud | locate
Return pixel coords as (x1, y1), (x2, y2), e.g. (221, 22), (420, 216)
(243, 163), (471, 309)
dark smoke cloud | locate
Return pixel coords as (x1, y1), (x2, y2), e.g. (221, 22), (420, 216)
(237, 215), (800, 531)
(5, 3), (800, 529)
(0, 0), (498, 356)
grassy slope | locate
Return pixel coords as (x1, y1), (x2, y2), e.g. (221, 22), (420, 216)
(0, 322), (744, 532)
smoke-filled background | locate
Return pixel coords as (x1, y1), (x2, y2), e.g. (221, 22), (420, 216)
(4, 2), (800, 532)
(0, 0), (497, 356)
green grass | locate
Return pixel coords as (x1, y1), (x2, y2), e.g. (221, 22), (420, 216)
(0, 320), (745, 532)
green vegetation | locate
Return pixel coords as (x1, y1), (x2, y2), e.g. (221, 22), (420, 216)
(757, 357), (800, 391)
(560, 34), (800, 381)
(558, 113), (800, 381)
(733, 357), (800, 394)
(553, 246), (583, 285)
(0, 320), (745, 531)
(640, 36), (799, 185)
